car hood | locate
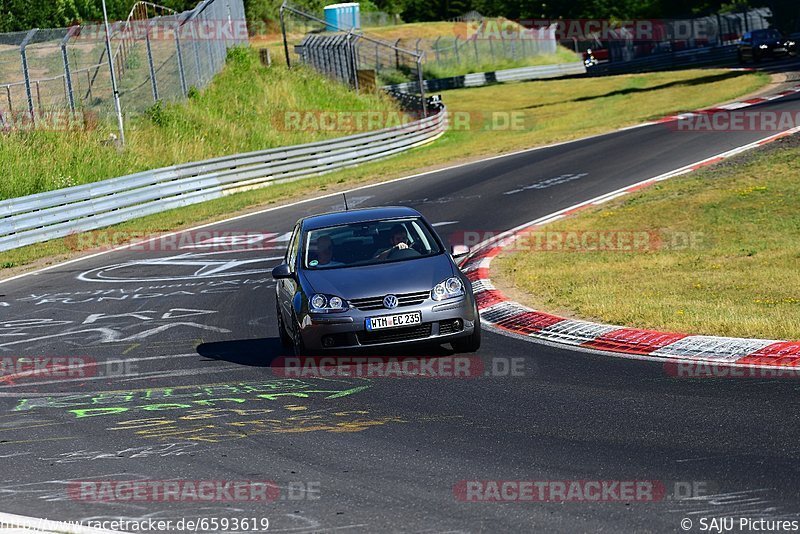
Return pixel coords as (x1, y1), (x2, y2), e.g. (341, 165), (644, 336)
(301, 254), (455, 299)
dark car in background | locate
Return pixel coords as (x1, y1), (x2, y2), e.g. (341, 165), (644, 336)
(272, 206), (481, 354)
(738, 28), (789, 63)
(787, 33), (799, 56)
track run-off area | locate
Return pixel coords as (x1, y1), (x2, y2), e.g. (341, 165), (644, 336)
(2, 62), (800, 532)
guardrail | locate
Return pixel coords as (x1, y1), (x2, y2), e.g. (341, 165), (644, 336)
(384, 61), (586, 93)
(0, 107), (447, 252)
(586, 46), (739, 76)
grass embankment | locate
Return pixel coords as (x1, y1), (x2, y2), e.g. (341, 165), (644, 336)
(0, 47), (399, 200)
(0, 65), (769, 274)
(494, 136), (800, 340)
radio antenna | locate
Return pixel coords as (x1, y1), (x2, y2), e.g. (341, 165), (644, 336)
(343, 193), (349, 211)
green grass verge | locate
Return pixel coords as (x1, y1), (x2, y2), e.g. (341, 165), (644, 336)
(0, 47), (399, 200)
(494, 136), (800, 340)
(0, 67), (770, 276)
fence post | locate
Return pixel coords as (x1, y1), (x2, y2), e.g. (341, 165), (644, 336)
(395, 38), (400, 69)
(454, 36), (460, 64)
(5, 85), (12, 112)
(20, 29), (38, 120)
(280, 5), (291, 68)
(145, 18), (159, 101)
(348, 31), (359, 92)
(174, 18), (188, 96)
(190, 19), (202, 87)
(434, 36), (441, 63)
(60, 27), (76, 113)
(416, 54), (426, 118)
(375, 41), (380, 70)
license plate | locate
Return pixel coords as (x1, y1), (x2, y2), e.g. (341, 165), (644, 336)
(366, 311), (422, 331)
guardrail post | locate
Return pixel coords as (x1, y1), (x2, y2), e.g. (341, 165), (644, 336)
(20, 28), (38, 120)
(60, 27), (76, 113)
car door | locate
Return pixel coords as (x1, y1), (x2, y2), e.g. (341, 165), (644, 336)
(277, 224), (301, 328)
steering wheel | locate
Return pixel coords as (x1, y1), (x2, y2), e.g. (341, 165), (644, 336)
(387, 246), (422, 260)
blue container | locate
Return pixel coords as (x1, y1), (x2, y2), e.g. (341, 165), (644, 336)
(324, 3), (361, 32)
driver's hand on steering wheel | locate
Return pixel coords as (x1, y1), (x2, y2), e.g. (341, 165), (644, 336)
(394, 242), (408, 250)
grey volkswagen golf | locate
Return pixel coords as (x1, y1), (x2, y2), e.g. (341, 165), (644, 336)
(272, 206), (481, 354)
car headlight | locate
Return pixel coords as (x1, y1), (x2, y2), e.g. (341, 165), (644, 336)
(310, 293), (348, 313)
(432, 277), (464, 301)
(759, 44), (769, 49)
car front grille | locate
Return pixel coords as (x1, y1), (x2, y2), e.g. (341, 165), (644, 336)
(349, 290), (430, 311)
(358, 323), (433, 345)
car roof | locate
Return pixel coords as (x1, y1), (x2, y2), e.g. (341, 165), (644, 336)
(300, 206), (424, 231)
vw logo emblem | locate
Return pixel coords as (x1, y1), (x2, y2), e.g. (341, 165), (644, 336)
(383, 294), (399, 309)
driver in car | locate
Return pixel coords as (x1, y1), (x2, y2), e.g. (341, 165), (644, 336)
(374, 224), (409, 260)
(313, 235), (343, 267)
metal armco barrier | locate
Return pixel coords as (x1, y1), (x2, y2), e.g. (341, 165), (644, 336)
(0, 108), (447, 252)
(586, 46), (739, 76)
(384, 61), (586, 93)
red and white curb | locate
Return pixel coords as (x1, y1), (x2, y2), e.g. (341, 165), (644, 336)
(461, 126), (800, 370)
(648, 84), (800, 125)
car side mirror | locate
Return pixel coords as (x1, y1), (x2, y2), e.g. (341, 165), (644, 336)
(272, 263), (293, 279)
(451, 245), (470, 259)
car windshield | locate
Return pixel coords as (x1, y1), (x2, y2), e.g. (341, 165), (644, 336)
(304, 217), (442, 269)
(753, 29), (782, 40)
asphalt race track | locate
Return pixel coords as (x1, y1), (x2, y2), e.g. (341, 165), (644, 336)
(2, 65), (800, 532)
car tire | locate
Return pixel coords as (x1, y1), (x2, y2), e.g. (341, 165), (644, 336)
(452, 304), (481, 353)
(291, 312), (307, 357)
(277, 303), (292, 349)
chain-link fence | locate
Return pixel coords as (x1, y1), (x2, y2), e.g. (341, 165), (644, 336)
(0, 0), (247, 129)
(280, 2), (427, 113)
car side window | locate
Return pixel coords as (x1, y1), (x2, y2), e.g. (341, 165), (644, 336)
(286, 224), (301, 271)
(742, 33), (751, 42)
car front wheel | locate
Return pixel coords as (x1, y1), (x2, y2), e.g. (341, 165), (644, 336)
(277, 303), (292, 349)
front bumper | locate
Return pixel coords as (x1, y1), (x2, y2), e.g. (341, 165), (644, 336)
(298, 295), (477, 351)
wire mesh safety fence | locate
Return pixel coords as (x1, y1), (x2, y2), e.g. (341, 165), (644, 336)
(0, 0), (247, 132)
(280, 2), (427, 115)
(281, 4), (560, 96)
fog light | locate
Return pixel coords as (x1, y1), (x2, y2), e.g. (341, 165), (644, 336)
(322, 336), (335, 348)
